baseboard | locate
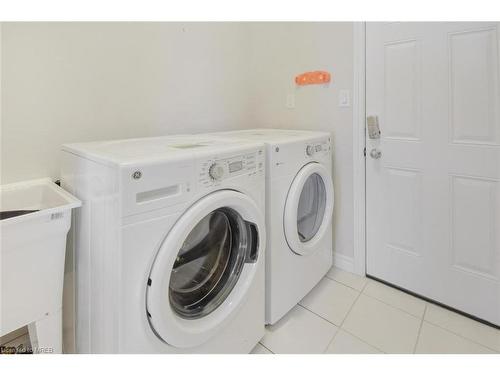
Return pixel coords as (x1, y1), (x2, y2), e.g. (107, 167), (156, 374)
(332, 252), (354, 273)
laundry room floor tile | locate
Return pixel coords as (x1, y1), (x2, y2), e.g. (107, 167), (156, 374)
(260, 305), (338, 354)
(299, 277), (359, 326)
(261, 268), (499, 354)
(324, 329), (382, 354)
(342, 294), (421, 353)
(424, 303), (500, 352)
(326, 267), (368, 291)
(362, 279), (426, 318)
(415, 322), (495, 354)
(250, 343), (273, 354)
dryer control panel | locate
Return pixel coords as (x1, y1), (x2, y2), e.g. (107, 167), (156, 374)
(305, 139), (330, 157)
(199, 149), (264, 187)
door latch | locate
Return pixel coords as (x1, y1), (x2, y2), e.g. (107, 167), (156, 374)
(367, 116), (381, 139)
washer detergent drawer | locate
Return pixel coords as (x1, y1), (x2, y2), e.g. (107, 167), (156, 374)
(121, 161), (196, 217)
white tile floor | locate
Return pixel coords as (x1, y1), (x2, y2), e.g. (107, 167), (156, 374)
(252, 267), (500, 354)
(2, 267), (499, 354)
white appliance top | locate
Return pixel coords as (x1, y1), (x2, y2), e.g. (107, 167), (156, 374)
(213, 128), (331, 143)
(62, 134), (261, 166)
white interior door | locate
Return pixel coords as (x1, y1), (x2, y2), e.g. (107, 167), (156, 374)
(366, 22), (500, 326)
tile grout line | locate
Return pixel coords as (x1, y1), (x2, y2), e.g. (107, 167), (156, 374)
(360, 278), (369, 293)
(362, 281), (500, 352)
(339, 290), (363, 328)
(299, 274), (364, 327)
(301, 281), (387, 353)
(297, 303), (342, 328)
(324, 274), (367, 293)
(320, 272), (499, 354)
(412, 304), (427, 354)
(323, 279), (361, 354)
(423, 306), (500, 353)
(423, 320), (499, 353)
(361, 293), (425, 319)
(257, 341), (276, 354)
(345, 279), (418, 354)
(332, 275), (382, 349)
(361, 280), (426, 320)
(338, 328), (387, 354)
(354, 287), (497, 354)
(293, 304), (343, 353)
(356, 292), (425, 339)
(322, 327), (341, 354)
(321, 282), (388, 354)
(264, 304), (340, 354)
(364, 278), (499, 349)
(338, 288), (387, 353)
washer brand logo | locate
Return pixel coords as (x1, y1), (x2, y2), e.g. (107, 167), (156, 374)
(50, 212), (64, 220)
(132, 171), (142, 180)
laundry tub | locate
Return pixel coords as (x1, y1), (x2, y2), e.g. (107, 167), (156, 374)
(0, 178), (81, 353)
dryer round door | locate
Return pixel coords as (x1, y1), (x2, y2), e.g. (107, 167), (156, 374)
(284, 162), (334, 255)
(146, 190), (264, 349)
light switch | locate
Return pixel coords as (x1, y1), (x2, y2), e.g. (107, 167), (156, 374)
(338, 89), (350, 107)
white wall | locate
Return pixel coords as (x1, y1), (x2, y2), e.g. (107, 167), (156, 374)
(0, 22), (254, 183)
(1, 22), (355, 261)
(249, 23), (355, 262)
(1, 22), (356, 350)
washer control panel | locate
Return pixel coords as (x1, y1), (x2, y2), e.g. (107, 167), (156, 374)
(305, 140), (330, 157)
(199, 150), (263, 187)
(208, 163), (225, 180)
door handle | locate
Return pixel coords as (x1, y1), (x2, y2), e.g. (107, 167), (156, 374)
(370, 148), (382, 159)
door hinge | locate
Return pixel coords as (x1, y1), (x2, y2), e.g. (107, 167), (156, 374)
(363, 147), (366, 157)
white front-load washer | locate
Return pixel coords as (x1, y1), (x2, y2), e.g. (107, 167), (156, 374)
(210, 129), (334, 324)
(60, 134), (266, 353)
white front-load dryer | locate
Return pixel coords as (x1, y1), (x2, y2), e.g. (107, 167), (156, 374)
(60, 135), (266, 353)
(210, 129), (334, 324)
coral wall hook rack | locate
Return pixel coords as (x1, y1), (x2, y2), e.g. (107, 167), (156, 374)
(295, 71), (331, 86)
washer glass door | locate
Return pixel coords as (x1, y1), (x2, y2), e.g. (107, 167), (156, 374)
(296, 173), (326, 242)
(169, 207), (250, 319)
(146, 190), (262, 349)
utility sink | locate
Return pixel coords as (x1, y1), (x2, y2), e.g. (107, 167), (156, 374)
(1, 178), (81, 353)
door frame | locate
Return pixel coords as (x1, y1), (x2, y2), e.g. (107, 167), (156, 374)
(352, 22), (367, 276)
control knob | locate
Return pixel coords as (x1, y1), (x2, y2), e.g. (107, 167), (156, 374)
(209, 163), (224, 180)
(306, 145), (315, 156)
